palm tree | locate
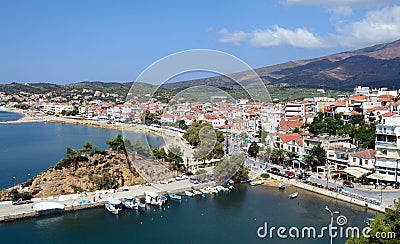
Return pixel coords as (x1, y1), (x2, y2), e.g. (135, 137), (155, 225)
(271, 148), (285, 165)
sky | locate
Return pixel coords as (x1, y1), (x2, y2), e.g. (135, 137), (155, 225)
(1, 0), (400, 84)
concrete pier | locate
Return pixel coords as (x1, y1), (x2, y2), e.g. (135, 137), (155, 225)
(0, 179), (214, 223)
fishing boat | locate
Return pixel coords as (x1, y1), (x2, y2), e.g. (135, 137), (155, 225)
(289, 192), (299, 199)
(200, 188), (209, 194)
(279, 183), (286, 190)
(215, 186), (229, 192)
(185, 191), (194, 197)
(192, 190), (202, 195)
(168, 192), (182, 200)
(208, 187), (218, 194)
(145, 191), (167, 206)
(250, 181), (264, 186)
(123, 197), (139, 210)
(105, 199), (123, 214)
(241, 179), (251, 184)
(138, 197), (146, 208)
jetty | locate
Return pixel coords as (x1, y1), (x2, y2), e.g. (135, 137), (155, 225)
(0, 179), (214, 223)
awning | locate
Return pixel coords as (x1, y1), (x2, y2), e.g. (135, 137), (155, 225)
(341, 167), (370, 178)
(367, 173), (397, 182)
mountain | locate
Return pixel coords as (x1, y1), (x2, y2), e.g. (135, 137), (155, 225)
(1, 39), (400, 97)
(163, 39), (400, 91)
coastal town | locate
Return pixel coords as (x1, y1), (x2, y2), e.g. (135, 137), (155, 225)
(1, 85), (400, 187)
(0, 84), (400, 222)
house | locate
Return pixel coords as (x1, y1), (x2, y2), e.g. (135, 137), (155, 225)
(349, 149), (376, 170)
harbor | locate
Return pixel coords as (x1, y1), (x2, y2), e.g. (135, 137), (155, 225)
(0, 178), (215, 222)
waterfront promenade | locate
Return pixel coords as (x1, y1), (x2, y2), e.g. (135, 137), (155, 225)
(0, 179), (212, 222)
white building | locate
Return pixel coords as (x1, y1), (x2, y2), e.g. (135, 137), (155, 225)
(374, 114), (400, 183)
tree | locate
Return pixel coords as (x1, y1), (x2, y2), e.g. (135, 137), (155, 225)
(167, 144), (184, 169)
(142, 110), (155, 125)
(304, 144), (327, 169)
(106, 134), (125, 150)
(178, 120), (188, 130)
(285, 150), (298, 161)
(349, 114), (364, 125)
(271, 148), (285, 165)
(66, 147), (78, 158)
(80, 141), (98, 155)
(248, 141), (260, 159)
(231, 166), (249, 183)
(346, 198), (400, 243)
(292, 127), (302, 133)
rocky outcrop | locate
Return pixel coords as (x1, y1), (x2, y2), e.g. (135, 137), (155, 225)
(0, 150), (145, 200)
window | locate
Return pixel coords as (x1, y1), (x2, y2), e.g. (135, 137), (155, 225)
(365, 159), (368, 165)
(353, 158), (356, 162)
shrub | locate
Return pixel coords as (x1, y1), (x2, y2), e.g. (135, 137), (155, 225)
(261, 173), (270, 179)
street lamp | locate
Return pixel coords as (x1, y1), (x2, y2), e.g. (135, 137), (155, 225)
(325, 205), (339, 244)
(396, 159), (399, 189)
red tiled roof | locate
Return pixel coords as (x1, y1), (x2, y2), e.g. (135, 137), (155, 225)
(279, 120), (303, 131)
(277, 133), (303, 146)
(350, 149), (376, 159)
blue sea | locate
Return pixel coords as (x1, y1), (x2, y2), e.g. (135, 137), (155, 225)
(0, 111), (375, 243)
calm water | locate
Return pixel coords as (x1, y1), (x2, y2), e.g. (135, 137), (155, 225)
(0, 119), (164, 189)
(0, 111), (23, 122)
(0, 185), (374, 244)
(0, 112), (375, 243)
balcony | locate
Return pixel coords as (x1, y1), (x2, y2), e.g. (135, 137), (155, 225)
(375, 141), (398, 149)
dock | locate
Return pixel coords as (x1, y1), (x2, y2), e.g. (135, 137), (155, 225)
(0, 179), (214, 223)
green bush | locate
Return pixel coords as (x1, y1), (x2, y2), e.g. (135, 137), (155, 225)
(55, 155), (88, 169)
(261, 173), (270, 179)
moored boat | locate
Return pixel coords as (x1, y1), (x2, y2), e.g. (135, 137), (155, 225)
(145, 191), (167, 206)
(279, 183), (286, 190)
(200, 188), (209, 194)
(192, 190), (202, 195)
(123, 197), (139, 210)
(250, 181), (264, 186)
(185, 191), (194, 197)
(168, 192), (182, 200)
(289, 192), (299, 199)
(105, 199), (123, 214)
(241, 179), (251, 184)
(138, 197), (146, 208)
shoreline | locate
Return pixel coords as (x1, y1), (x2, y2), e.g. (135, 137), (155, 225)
(0, 109), (389, 215)
(259, 175), (388, 213)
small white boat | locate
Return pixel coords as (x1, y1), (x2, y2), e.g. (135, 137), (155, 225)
(192, 190), (202, 195)
(200, 188), (209, 194)
(250, 181), (264, 186)
(279, 183), (286, 190)
(209, 187), (218, 194)
(145, 191), (167, 206)
(289, 192), (299, 199)
(105, 199), (123, 214)
(123, 197), (139, 210)
(185, 191), (194, 197)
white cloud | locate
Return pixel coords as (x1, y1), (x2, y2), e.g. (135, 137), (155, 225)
(250, 25), (325, 48)
(217, 26), (325, 48)
(281, 0), (396, 6)
(333, 5), (400, 47)
(216, 5), (400, 49)
(217, 28), (249, 45)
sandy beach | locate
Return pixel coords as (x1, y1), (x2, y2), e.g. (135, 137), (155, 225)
(0, 107), (194, 159)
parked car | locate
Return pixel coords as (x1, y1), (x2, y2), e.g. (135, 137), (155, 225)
(285, 171), (295, 178)
(270, 167), (280, 173)
(12, 198), (33, 205)
(343, 180), (354, 188)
